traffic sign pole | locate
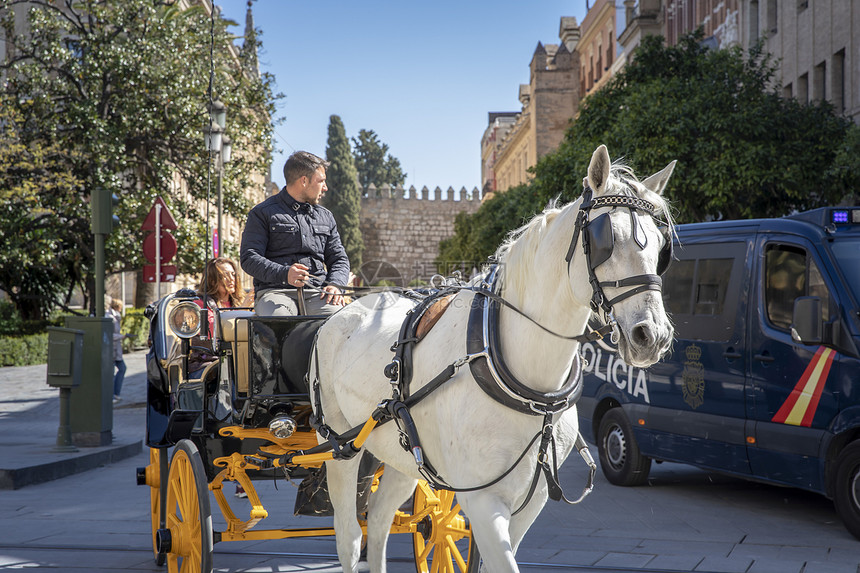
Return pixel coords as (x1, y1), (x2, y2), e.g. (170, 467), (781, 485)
(155, 202), (161, 299)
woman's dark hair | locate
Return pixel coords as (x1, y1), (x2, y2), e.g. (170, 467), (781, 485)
(200, 257), (243, 307)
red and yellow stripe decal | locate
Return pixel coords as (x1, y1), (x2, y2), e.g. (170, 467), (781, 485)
(771, 346), (835, 427)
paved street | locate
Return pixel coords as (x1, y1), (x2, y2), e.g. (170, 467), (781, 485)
(1, 352), (860, 572)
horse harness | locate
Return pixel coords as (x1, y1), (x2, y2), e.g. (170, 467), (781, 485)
(565, 186), (673, 318)
(298, 187), (673, 513)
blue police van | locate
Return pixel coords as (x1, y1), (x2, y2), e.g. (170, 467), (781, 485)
(578, 206), (860, 540)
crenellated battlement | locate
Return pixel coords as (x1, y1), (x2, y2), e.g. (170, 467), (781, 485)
(361, 183), (481, 202)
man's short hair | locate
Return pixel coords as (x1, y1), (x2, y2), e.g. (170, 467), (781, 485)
(283, 151), (330, 185)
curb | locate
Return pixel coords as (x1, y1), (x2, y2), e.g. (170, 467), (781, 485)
(0, 439), (143, 490)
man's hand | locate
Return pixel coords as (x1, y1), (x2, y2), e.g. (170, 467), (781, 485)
(321, 285), (344, 306)
(287, 263), (311, 288)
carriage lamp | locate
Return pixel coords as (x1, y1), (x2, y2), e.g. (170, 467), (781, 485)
(168, 302), (202, 338)
(268, 415), (297, 439)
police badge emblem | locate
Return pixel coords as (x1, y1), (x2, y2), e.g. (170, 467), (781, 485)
(682, 344), (704, 409)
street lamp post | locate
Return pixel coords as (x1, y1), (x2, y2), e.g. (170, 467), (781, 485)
(204, 99), (231, 257)
(217, 135), (232, 257)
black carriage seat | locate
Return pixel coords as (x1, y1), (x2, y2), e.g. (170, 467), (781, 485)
(247, 316), (328, 398)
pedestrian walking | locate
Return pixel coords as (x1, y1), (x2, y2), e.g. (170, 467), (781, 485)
(108, 298), (126, 404)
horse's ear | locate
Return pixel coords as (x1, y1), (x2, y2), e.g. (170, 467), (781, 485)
(642, 160), (677, 196)
(587, 145), (611, 194)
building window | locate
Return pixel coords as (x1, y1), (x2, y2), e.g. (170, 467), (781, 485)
(783, 83), (792, 99)
(797, 72), (809, 104)
(832, 49), (845, 114)
(606, 31), (613, 69)
(813, 61), (826, 102)
(767, 0), (777, 34)
(749, 0), (760, 42)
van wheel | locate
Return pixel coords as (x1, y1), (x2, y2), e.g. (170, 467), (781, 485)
(833, 441), (860, 541)
(597, 408), (651, 486)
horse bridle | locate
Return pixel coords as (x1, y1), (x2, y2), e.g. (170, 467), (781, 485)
(564, 186), (672, 317)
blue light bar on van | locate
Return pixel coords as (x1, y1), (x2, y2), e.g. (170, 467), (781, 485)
(830, 209), (860, 224)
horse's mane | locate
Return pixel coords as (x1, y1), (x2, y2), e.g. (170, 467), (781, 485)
(493, 161), (675, 267)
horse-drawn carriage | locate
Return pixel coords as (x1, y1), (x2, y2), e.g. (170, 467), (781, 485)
(136, 288), (479, 572)
(136, 145), (677, 573)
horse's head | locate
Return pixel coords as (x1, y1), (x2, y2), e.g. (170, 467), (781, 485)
(574, 145), (676, 368)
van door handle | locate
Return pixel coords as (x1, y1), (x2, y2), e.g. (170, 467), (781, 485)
(754, 352), (776, 363)
(723, 348), (741, 360)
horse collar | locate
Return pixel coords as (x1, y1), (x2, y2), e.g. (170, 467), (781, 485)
(466, 267), (583, 417)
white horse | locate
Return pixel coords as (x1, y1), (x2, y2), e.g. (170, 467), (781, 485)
(312, 145), (676, 572)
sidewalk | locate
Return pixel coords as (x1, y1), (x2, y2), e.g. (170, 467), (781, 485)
(0, 350), (147, 490)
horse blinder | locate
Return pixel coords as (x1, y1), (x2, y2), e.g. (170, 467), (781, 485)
(656, 226), (673, 276)
(585, 213), (672, 276)
(583, 213), (614, 269)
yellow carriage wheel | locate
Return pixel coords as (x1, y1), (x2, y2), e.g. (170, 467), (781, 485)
(147, 447), (169, 566)
(161, 439), (213, 573)
(412, 482), (480, 573)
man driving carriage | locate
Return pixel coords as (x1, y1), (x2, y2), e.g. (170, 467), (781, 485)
(240, 151), (349, 316)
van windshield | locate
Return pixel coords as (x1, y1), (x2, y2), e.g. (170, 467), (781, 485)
(830, 239), (860, 304)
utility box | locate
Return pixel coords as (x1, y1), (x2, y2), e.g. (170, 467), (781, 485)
(65, 316), (113, 446)
(46, 327), (84, 388)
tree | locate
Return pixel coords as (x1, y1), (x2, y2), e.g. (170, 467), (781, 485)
(0, 0), (278, 317)
(352, 129), (406, 189)
(324, 115), (364, 272)
(0, 104), (87, 320)
(441, 31), (860, 266)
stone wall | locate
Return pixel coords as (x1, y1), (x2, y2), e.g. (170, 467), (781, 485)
(358, 184), (481, 286)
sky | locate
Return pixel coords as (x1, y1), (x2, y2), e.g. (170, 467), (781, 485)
(215, 0), (590, 192)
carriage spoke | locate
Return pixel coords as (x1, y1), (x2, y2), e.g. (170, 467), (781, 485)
(443, 542), (454, 572)
(431, 548), (441, 573)
(418, 538), (433, 562)
(447, 534), (468, 571)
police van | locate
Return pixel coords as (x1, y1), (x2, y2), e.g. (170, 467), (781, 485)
(578, 206), (860, 539)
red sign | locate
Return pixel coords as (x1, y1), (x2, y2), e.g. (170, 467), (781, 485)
(142, 264), (177, 283)
(141, 197), (177, 231)
(143, 231), (177, 264)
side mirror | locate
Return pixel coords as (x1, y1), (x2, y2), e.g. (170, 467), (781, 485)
(791, 296), (822, 344)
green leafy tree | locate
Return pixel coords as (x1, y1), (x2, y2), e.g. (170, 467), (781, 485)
(0, 104), (87, 320)
(324, 115), (364, 272)
(352, 129), (406, 189)
(0, 0), (278, 317)
(442, 31), (860, 266)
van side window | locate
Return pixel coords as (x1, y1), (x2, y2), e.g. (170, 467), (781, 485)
(663, 260), (695, 315)
(764, 244), (831, 331)
(662, 242), (745, 341)
(695, 259), (734, 315)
